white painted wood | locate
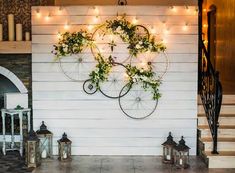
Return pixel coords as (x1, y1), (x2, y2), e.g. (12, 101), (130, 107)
(198, 105), (235, 114)
(204, 141), (235, 152)
(200, 129), (235, 138)
(32, 6), (198, 155)
(198, 116), (235, 126)
(208, 156), (235, 168)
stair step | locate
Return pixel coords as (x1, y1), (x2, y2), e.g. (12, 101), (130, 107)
(198, 116), (235, 126)
(198, 95), (235, 105)
(198, 105), (235, 114)
(198, 114), (235, 117)
(198, 125), (235, 129)
(199, 128), (235, 138)
(204, 151), (235, 168)
(200, 138), (235, 152)
(201, 137), (235, 142)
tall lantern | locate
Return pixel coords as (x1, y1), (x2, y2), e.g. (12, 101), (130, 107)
(174, 136), (190, 169)
(58, 133), (72, 161)
(36, 121), (53, 159)
(161, 132), (177, 164)
(25, 130), (41, 168)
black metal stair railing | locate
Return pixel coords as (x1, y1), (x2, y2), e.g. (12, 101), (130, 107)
(198, 39), (223, 154)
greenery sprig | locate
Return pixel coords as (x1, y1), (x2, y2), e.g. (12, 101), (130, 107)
(126, 65), (161, 100)
(89, 54), (113, 89)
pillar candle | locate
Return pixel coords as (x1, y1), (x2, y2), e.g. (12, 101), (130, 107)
(8, 14), (15, 41)
(0, 24), (2, 41)
(16, 23), (22, 41)
(25, 32), (30, 41)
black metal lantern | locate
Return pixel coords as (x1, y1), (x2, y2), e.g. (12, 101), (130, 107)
(36, 121), (53, 159)
(57, 133), (72, 161)
(162, 132), (177, 164)
(174, 136), (190, 169)
(25, 130), (41, 168)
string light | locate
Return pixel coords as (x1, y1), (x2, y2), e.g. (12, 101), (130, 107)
(163, 28), (170, 35)
(150, 26), (156, 34)
(185, 6), (190, 12)
(203, 24), (208, 28)
(170, 6), (177, 12)
(93, 6), (99, 15)
(87, 25), (93, 31)
(45, 13), (51, 21)
(57, 32), (62, 39)
(183, 23), (189, 31)
(132, 17), (138, 24)
(203, 8), (207, 12)
(58, 6), (63, 15)
(93, 15), (99, 23)
(36, 8), (41, 18)
(64, 22), (70, 30)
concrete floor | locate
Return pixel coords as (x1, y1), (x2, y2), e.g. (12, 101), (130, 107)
(33, 156), (235, 173)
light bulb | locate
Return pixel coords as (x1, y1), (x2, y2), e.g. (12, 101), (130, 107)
(203, 8), (207, 12)
(185, 6), (190, 12)
(170, 6), (177, 12)
(93, 16), (99, 23)
(57, 32), (62, 39)
(87, 25), (93, 31)
(58, 6), (63, 15)
(36, 9), (41, 18)
(64, 23), (70, 30)
(150, 26), (156, 34)
(163, 28), (169, 35)
(132, 17), (138, 24)
(183, 23), (188, 31)
(203, 24), (208, 28)
(93, 6), (99, 15)
(45, 13), (51, 21)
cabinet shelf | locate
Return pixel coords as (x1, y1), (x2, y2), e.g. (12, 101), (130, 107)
(0, 41), (31, 54)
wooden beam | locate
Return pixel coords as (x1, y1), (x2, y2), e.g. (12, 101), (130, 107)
(0, 41), (31, 54)
(55, 0), (197, 6)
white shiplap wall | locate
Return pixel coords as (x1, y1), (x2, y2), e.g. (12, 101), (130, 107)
(32, 6), (198, 155)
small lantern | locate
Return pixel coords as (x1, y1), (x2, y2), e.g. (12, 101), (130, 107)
(58, 133), (72, 161)
(162, 132), (177, 164)
(25, 130), (41, 168)
(174, 136), (190, 169)
(36, 121), (53, 159)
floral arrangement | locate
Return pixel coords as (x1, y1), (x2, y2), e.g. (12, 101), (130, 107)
(52, 31), (93, 59)
(52, 16), (167, 101)
(105, 17), (166, 57)
(125, 65), (161, 100)
(89, 54), (113, 88)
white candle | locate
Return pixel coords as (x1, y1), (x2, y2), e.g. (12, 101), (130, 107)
(0, 24), (2, 41)
(30, 156), (35, 163)
(179, 158), (183, 165)
(8, 14), (15, 41)
(16, 23), (22, 41)
(41, 149), (47, 158)
(25, 32), (30, 41)
(166, 155), (171, 160)
(63, 151), (67, 159)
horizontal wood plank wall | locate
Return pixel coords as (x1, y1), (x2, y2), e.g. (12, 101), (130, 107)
(32, 6), (198, 155)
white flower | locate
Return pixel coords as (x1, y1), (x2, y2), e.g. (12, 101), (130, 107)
(63, 46), (68, 52)
(116, 26), (122, 32)
(82, 33), (86, 37)
(139, 41), (143, 45)
(136, 44), (141, 49)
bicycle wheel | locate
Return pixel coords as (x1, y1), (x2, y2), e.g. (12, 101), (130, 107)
(83, 79), (98, 95)
(119, 82), (158, 119)
(91, 24), (131, 63)
(99, 64), (130, 99)
(59, 49), (95, 82)
(131, 51), (169, 80)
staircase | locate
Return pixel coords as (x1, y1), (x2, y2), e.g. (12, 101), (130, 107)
(198, 95), (235, 168)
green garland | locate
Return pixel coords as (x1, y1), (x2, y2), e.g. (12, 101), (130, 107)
(89, 54), (112, 89)
(126, 65), (161, 100)
(52, 31), (93, 59)
(105, 17), (166, 57)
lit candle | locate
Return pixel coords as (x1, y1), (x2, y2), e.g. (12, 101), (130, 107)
(63, 151), (67, 159)
(30, 156), (35, 163)
(25, 32), (30, 41)
(0, 24), (2, 41)
(166, 155), (171, 160)
(41, 149), (47, 158)
(16, 24), (22, 41)
(179, 158), (183, 165)
(8, 14), (15, 41)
